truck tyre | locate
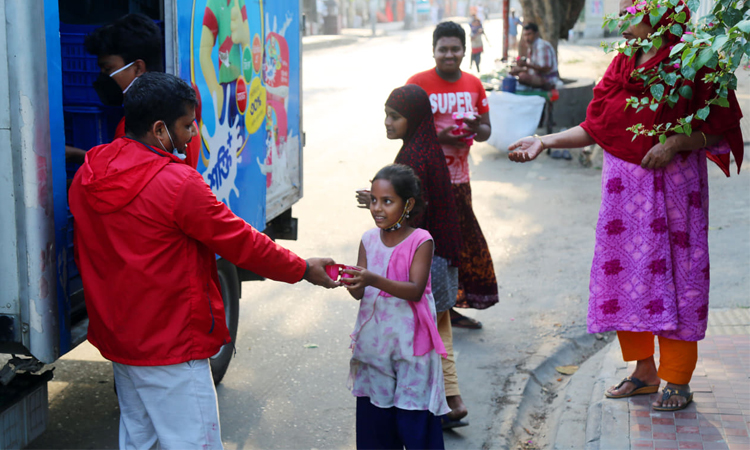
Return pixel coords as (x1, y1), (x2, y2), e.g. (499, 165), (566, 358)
(211, 259), (240, 385)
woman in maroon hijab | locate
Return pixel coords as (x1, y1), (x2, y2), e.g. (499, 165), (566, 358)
(507, 0), (743, 411)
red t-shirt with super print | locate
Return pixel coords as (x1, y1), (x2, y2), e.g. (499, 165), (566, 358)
(407, 69), (489, 184)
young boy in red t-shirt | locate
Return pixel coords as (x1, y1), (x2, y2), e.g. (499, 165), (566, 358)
(407, 21), (491, 184)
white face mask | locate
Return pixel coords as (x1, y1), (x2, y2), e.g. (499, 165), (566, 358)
(157, 123), (176, 152)
(156, 122), (187, 159)
(110, 61), (137, 93)
(122, 76), (138, 93)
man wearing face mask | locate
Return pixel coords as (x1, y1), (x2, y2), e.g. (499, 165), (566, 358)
(68, 72), (340, 449)
(68, 14), (201, 168)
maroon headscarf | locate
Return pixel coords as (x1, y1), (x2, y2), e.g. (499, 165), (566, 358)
(581, 3), (743, 176)
(386, 85), (462, 265)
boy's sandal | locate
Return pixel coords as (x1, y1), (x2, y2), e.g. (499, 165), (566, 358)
(652, 387), (693, 411)
(451, 315), (483, 329)
(441, 415), (470, 430)
(604, 376), (660, 399)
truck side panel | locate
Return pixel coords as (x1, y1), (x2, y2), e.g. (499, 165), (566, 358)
(173, 0), (303, 229)
(44, 0), (72, 357)
(0, 0), (63, 363)
(0, 3), (21, 348)
(259, 1), (303, 222)
(176, 0), (267, 230)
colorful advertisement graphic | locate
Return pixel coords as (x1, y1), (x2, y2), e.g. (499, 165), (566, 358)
(178, 0), (301, 229)
(259, 11), (300, 203)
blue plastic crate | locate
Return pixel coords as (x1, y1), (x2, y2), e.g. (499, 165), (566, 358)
(60, 23), (101, 105)
(63, 105), (122, 153)
(66, 212), (74, 244)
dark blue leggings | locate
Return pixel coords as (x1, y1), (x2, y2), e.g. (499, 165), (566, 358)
(356, 397), (444, 450)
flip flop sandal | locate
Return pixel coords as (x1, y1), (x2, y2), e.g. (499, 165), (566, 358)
(550, 149), (563, 159)
(604, 376), (660, 399)
(652, 387), (693, 412)
(451, 315), (483, 329)
(561, 149), (572, 160)
(441, 415), (470, 430)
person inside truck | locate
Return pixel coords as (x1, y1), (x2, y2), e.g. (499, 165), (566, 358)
(69, 72), (340, 449)
(65, 13), (202, 168)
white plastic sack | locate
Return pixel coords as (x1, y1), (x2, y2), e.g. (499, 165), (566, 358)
(486, 91), (546, 152)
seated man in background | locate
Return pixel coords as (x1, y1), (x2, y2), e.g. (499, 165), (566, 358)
(510, 23), (559, 90)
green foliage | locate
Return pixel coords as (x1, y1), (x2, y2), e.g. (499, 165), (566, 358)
(601, 0), (750, 142)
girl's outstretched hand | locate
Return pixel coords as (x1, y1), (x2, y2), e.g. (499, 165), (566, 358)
(508, 136), (544, 162)
(356, 189), (371, 209)
(341, 266), (369, 291)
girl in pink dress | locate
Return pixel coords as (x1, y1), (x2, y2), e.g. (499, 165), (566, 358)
(343, 164), (450, 449)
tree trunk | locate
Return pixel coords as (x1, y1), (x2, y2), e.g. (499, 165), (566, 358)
(519, 0), (586, 53)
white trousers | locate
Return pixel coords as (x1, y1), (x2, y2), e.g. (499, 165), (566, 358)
(112, 359), (223, 450)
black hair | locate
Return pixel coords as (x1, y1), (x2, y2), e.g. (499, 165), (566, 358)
(85, 13), (164, 72)
(524, 23), (539, 33)
(124, 72), (197, 138)
(432, 21), (466, 50)
(372, 164), (425, 216)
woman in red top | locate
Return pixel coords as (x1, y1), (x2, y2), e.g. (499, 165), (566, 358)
(508, 1), (743, 411)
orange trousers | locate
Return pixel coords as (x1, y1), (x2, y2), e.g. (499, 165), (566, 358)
(617, 331), (698, 385)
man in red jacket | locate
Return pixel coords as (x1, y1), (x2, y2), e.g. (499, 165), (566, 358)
(69, 72), (337, 449)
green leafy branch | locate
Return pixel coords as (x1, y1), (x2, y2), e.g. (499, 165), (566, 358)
(601, 0), (750, 144)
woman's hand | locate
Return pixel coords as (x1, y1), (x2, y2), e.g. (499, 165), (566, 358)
(438, 125), (470, 148)
(356, 189), (371, 209)
(508, 136), (544, 162)
(341, 267), (370, 291)
(641, 140), (679, 169)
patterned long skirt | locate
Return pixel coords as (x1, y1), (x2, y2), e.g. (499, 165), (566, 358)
(452, 183), (499, 310)
(587, 150), (711, 341)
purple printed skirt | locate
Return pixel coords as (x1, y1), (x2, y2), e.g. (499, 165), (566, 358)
(588, 150), (712, 342)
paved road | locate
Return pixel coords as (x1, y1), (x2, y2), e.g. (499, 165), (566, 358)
(28, 18), (750, 449)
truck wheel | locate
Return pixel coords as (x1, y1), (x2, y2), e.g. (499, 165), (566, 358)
(211, 259), (240, 385)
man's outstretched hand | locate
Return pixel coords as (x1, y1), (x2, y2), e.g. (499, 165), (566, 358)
(304, 258), (341, 288)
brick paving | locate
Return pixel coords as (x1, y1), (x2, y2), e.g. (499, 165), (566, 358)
(625, 334), (750, 450)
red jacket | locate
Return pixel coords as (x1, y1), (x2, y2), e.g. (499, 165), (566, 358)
(69, 137), (306, 366)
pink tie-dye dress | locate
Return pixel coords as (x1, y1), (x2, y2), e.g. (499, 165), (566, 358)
(587, 145), (729, 342)
(349, 228), (450, 416)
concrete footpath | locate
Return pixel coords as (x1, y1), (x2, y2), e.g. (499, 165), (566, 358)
(552, 309), (750, 450)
